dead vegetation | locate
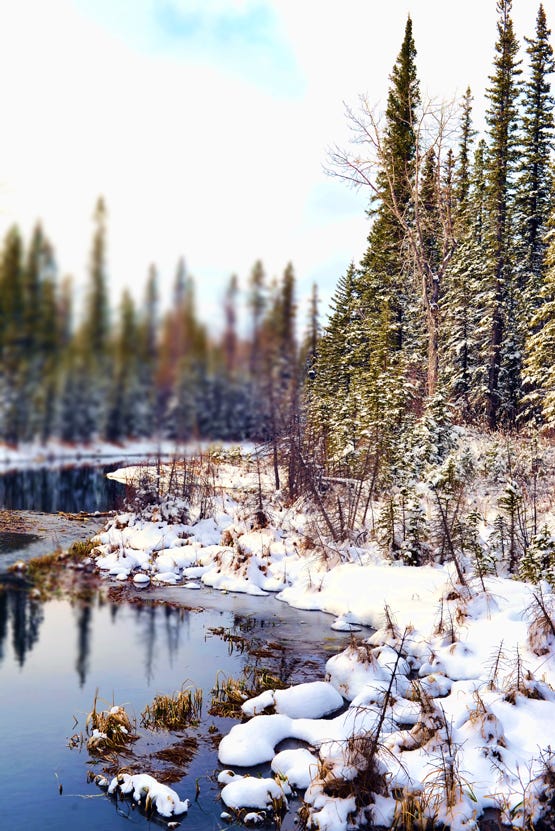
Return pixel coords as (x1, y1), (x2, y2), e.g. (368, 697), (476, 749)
(527, 588), (555, 656)
(207, 625), (250, 655)
(149, 737), (199, 783)
(141, 686), (203, 730)
(84, 692), (139, 757)
(5, 536), (101, 601)
(209, 666), (288, 718)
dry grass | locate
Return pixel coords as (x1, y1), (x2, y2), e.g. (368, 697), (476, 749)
(85, 692), (138, 755)
(207, 625), (250, 655)
(141, 685), (203, 730)
(321, 734), (388, 803)
(391, 787), (438, 831)
(503, 647), (549, 704)
(527, 588), (555, 656)
(209, 666), (287, 718)
(66, 538), (95, 561)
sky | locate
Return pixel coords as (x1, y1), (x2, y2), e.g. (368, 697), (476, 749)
(0, 0), (551, 330)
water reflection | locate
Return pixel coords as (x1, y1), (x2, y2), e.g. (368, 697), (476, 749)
(75, 603), (92, 687)
(131, 602), (193, 683)
(0, 464), (126, 512)
(0, 584), (355, 831)
(0, 586), (44, 666)
(0, 531), (40, 553)
(0, 587), (196, 684)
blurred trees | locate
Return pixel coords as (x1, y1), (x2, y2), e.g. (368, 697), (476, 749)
(0, 206), (302, 447)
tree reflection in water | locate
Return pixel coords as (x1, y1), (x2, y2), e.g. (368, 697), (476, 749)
(0, 587), (44, 666)
(75, 602), (92, 687)
(0, 464), (126, 513)
(0, 586), (195, 685)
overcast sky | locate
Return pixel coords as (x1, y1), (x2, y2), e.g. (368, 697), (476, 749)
(0, 0), (551, 328)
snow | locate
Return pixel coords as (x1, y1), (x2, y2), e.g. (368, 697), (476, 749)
(108, 773), (189, 817)
(241, 681), (343, 719)
(80, 441), (555, 830)
(218, 771), (291, 811)
(271, 748), (320, 788)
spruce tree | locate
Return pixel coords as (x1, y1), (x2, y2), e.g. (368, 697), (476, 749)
(248, 259), (266, 381)
(523, 219), (555, 426)
(360, 14), (420, 360)
(223, 273), (239, 378)
(301, 282), (320, 381)
(483, 0), (522, 428)
(517, 4), (555, 423)
(443, 139), (488, 419)
(76, 196), (112, 440)
(36, 261), (61, 443)
(27, 232), (59, 442)
(136, 264), (159, 436)
(454, 88), (476, 224)
(106, 289), (139, 441)
(517, 3), (554, 300)
(85, 197), (110, 357)
(0, 227), (25, 443)
(312, 263), (366, 466)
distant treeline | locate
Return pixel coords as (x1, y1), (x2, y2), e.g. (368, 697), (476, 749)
(0, 198), (309, 445)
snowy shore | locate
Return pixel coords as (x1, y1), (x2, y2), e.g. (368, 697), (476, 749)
(77, 446), (555, 831)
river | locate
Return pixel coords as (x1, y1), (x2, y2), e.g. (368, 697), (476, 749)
(0, 463), (356, 831)
(0, 463), (128, 572)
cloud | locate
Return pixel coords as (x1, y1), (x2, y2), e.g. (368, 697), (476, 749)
(156, 1), (276, 48)
(73, 0), (302, 96)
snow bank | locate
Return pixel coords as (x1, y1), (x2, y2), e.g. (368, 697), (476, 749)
(216, 577), (555, 830)
(108, 773), (189, 817)
(218, 770), (290, 811)
(242, 681), (343, 718)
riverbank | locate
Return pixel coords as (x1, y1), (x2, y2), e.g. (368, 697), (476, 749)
(79, 441), (555, 831)
(4, 436), (555, 830)
(0, 510), (107, 572)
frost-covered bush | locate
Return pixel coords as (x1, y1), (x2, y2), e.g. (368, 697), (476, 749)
(377, 488), (429, 565)
(459, 510), (497, 584)
(520, 525), (555, 585)
(408, 393), (458, 476)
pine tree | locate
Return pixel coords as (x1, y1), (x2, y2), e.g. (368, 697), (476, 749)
(483, 0), (522, 428)
(136, 264), (159, 436)
(454, 88), (475, 217)
(360, 14), (420, 361)
(223, 273), (239, 379)
(26, 231), (60, 442)
(246, 259), (267, 436)
(74, 196), (112, 440)
(517, 5), (555, 422)
(248, 259), (266, 381)
(0, 226), (25, 442)
(517, 3), (555, 301)
(301, 282), (320, 382)
(160, 267), (210, 441)
(312, 263), (366, 467)
(418, 147), (443, 395)
(106, 289), (139, 441)
(523, 222), (555, 426)
(36, 260), (61, 443)
(85, 197), (110, 357)
(443, 139), (489, 419)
